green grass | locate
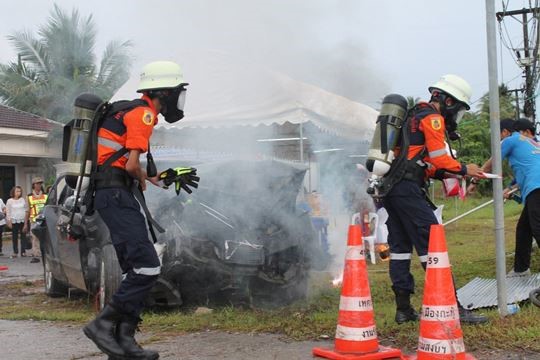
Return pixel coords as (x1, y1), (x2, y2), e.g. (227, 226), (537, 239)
(1, 196), (539, 353)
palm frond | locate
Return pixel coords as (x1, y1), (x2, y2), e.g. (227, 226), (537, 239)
(39, 4), (97, 79)
(96, 40), (133, 98)
(6, 31), (50, 77)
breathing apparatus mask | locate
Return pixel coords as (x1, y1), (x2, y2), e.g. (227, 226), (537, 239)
(149, 84), (188, 123)
(431, 90), (467, 141)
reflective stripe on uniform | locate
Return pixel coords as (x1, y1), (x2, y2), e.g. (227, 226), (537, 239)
(98, 137), (129, 158)
(419, 254), (429, 263)
(133, 266), (161, 276)
(428, 148), (447, 158)
(390, 253), (412, 260)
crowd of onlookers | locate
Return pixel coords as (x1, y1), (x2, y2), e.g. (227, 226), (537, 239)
(0, 177), (48, 263)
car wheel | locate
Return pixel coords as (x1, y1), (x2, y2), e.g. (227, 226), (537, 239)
(249, 258), (309, 308)
(98, 244), (122, 310)
(530, 287), (540, 308)
(43, 254), (68, 297)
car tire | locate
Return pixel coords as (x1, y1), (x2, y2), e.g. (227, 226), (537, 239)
(98, 244), (122, 310)
(530, 287), (540, 308)
(43, 254), (69, 297)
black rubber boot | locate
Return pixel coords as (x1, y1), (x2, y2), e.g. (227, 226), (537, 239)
(83, 304), (125, 358)
(394, 289), (419, 324)
(114, 317), (159, 360)
(458, 304), (488, 325)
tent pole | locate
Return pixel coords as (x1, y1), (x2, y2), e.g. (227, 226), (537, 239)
(299, 122), (304, 163)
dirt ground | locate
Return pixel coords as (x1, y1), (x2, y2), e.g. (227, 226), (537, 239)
(1, 252), (540, 360)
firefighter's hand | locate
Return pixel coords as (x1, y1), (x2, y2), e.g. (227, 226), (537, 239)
(503, 187), (513, 200)
(147, 174), (161, 188)
(138, 170), (147, 191)
(466, 183), (477, 195)
(465, 164), (483, 177)
(466, 178), (480, 195)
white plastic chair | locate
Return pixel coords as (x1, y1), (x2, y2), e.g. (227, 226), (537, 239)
(362, 212), (378, 265)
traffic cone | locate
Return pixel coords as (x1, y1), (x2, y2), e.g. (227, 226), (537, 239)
(408, 224), (476, 360)
(313, 224), (403, 360)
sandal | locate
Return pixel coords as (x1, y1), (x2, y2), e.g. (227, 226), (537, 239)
(21, 253), (26, 257)
(10, 254), (17, 259)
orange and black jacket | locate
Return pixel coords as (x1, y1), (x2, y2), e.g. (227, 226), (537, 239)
(405, 102), (466, 179)
(97, 95), (158, 169)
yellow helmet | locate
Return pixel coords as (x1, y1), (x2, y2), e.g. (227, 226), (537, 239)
(137, 61), (185, 92)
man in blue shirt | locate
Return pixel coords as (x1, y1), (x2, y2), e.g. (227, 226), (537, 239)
(501, 118), (540, 275)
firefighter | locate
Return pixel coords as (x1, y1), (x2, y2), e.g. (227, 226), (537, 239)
(83, 61), (189, 360)
(383, 74), (488, 325)
(28, 176), (47, 263)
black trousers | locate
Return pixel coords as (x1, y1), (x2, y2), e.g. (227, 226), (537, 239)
(95, 187), (160, 319)
(0, 224), (4, 252)
(383, 180), (437, 293)
(513, 188), (540, 272)
(11, 222), (28, 255)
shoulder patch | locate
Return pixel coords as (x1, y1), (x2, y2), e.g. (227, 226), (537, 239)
(431, 118), (442, 130)
(142, 110), (154, 126)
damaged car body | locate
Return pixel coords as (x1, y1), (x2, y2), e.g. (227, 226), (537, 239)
(33, 159), (329, 309)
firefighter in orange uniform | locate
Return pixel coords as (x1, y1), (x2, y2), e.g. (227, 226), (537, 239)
(382, 75), (488, 325)
(84, 61), (191, 360)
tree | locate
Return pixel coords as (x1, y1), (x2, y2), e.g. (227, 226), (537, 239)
(0, 4), (132, 123)
(406, 96), (420, 110)
(457, 84), (517, 195)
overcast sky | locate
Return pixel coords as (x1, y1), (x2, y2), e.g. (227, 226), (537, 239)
(0, 0), (532, 109)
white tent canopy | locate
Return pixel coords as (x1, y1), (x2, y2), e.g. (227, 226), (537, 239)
(113, 50), (377, 141)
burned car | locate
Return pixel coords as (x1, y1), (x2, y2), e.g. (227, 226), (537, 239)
(34, 159), (328, 309)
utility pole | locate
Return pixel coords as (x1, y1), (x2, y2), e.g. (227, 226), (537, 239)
(488, 0), (508, 317)
(496, 7), (540, 124)
(508, 88), (522, 119)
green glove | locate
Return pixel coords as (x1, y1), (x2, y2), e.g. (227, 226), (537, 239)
(159, 167), (200, 195)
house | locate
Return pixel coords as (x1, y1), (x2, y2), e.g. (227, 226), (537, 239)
(0, 104), (61, 201)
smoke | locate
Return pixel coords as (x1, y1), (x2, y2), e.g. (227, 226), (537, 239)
(23, 0), (387, 307)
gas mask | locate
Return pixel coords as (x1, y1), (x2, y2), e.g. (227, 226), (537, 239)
(158, 84), (188, 123)
(437, 93), (467, 141)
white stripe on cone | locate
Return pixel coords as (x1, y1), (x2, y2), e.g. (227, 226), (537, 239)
(418, 336), (465, 355)
(426, 252), (450, 268)
(335, 324), (377, 341)
(345, 245), (365, 261)
(339, 296), (373, 312)
(421, 304), (460, 321)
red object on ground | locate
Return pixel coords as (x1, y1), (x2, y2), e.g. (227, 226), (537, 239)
(313, 224), (404, 360)
(0, 265), (8, 271)
(406, 224), (476, 360)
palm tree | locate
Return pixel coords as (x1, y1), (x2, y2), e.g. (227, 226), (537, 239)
(406, 96), (420, 110)
(0, 4), (132, 123)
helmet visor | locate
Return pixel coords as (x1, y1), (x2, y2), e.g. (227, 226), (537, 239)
(177, 88), (187, 111)
(455, 109), (466, 124)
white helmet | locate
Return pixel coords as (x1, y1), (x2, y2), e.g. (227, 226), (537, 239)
(137, 61), (185, 92)
(428, 74), (472, 110)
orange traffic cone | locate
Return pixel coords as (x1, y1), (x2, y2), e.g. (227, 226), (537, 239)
(313, 224), (403, 360)
(408, 224), (476, 360)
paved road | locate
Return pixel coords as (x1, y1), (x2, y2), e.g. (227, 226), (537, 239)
(0, 250), (43, 284)
(1, 240), (539, 360)
(0, 319), (332, 360)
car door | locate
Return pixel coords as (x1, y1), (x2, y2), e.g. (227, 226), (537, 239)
(45, 177), (87, 291)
